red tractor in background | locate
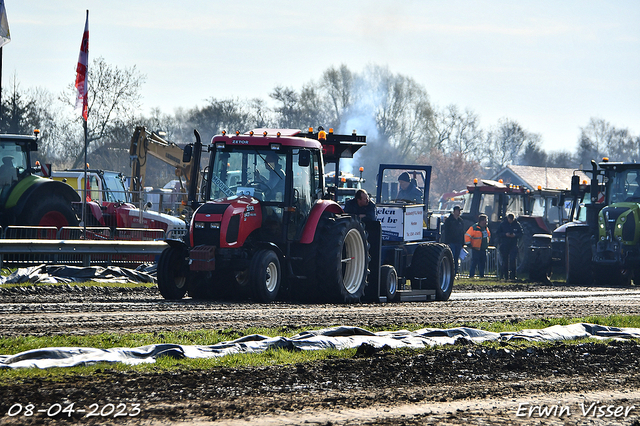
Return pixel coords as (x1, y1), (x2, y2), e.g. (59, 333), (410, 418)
(157, 128), (454, 303)
(456, 179), (550, 275)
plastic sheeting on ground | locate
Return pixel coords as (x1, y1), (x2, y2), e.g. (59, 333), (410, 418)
(2, 323), (640, 369)
(0, 264), (156, 285)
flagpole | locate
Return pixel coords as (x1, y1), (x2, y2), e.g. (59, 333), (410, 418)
(76, 9), (89, 235)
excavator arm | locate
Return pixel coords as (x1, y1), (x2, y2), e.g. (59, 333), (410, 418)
(129, 126), (194, 204)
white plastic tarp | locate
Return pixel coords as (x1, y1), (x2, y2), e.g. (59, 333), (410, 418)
(0, 265), (156, 285)
(2, 323), (640, 369)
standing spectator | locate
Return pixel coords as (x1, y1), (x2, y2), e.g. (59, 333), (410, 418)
(443, 206), (465, 275)
(344, 189), (376, 222)
(496, 213), (523, 280)
(465, 214), (491, 278)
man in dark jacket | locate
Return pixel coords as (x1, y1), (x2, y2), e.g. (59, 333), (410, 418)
(443, 206), (465, 275)
(496, 213), (523, 280)
(396, 172), (423, 203)
(344, 189), (376, 222)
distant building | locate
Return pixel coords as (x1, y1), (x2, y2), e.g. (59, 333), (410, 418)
(491, 165), (589, 191)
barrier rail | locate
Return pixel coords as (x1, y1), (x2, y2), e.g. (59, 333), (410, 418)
(0, 226), (171, 268)
(0, 239), (168, 268)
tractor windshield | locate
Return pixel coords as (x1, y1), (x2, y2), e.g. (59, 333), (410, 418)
(210, 149), (286, 202)
(609, 168), (640, 203)
(102, 172), (129, 203)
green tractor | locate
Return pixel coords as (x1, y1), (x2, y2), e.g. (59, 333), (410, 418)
(0, 131), (80, 229)
(565, 159), (640, 285)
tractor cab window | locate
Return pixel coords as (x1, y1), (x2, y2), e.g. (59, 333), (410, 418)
(0, 143), (27, 188)
(505, 194), (524, 218)
(479, 194), (498, 222)
(379, 169), (425, 204)
(102, 172), (128, 203)
(210, 149), (286, 202)
(610, 169), (640, 203)
(288, 149), (315, 240)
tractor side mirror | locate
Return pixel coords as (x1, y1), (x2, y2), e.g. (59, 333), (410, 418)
(183, 144), (193, 163)
(298, 149), (311, 167)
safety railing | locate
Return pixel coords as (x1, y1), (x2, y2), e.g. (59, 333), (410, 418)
(0, 226), (170, 268)
(457, 246), (499, 278)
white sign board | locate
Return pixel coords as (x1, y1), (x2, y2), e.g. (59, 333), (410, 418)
(376, 205), (424, 242)
(403, 206), (423, 241)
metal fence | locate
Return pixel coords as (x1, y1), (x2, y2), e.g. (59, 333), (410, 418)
(457, 246), (498, 278)
(0, 226), (169, 268)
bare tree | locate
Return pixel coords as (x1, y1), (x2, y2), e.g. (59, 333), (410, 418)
(361, 65), (434, 160)
(484, 118), (537, 172)
(320, 64), (355, 127)
(416, 149), (481, 203)
(432, 104), (484, 161)
(59, 57), (146, 168)
(577, 117), (638, 166)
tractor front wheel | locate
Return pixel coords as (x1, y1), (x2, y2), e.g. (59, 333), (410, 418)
(249, 249), (281, 302)
(157, 246), (190, 300)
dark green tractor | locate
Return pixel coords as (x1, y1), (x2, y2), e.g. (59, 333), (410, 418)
(0, 131), (79, 229)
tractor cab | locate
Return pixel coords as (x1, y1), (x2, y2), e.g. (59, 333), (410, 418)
(199, 129), (328, 246)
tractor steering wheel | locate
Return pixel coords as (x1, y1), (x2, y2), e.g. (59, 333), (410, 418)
(249, 181), (271, 194)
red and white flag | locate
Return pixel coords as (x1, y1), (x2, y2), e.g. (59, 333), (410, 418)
(75, 10), (89, 121)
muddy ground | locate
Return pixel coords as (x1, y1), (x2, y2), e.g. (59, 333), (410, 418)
(2, 281), (640, 425)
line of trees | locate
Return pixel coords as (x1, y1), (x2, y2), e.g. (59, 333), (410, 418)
(1, 60), (638, 200)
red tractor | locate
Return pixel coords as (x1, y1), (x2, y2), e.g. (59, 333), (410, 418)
(157, 128), (453, 303)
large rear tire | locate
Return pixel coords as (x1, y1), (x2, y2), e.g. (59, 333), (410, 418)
(249, 249), (281, 302)
(157, 246), (190, 300)
(22, 195), (79, 228)
(411, 243), (454, 301)
(565, 227), (593, 285)
(317, 215), (369, 303)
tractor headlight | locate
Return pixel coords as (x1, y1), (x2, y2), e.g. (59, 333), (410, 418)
(194, 222), (205, 229)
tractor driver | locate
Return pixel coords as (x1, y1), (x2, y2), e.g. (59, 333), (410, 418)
(395, 172), (422, 203)
(255, 151), (285, 200)
(0, 156), (17, 187)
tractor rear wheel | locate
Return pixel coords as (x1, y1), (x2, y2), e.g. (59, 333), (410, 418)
(249, 249), (281, 302)
(565, 227), (593, 285)
(317, 215), (369, 303)
(157, 246), (190, 300)
(411, 243), (454, 301)
(22, 195), (79, 228)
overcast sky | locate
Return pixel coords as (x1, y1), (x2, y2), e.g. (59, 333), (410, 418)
(3, 1), (639, 153)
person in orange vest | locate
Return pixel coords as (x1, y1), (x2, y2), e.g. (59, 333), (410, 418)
(465, 214), (491, 278)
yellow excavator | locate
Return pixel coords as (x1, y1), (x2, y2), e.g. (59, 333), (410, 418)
(128, 126), (198, 213)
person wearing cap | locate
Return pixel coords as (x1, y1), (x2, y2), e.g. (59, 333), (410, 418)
(395, 172), (422, 203)
(496, 213), (523, 280)
(444, 205), (465, 275)
(0, 156), (17, 187)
